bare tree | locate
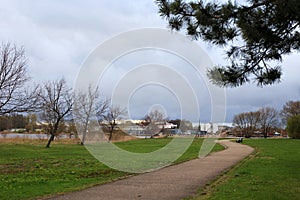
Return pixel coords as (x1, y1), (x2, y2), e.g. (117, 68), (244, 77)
(233, 112), (248, 136)
(233, 111), (260, 137)
(144, 109), (167, 136)
(0, 42), (39, 115)
(247, 111), (261, 135)
(259, 107), (279, 138)
(98, 105), (126, 141)
(179, 119), (193, 132)
(74, 85), (108, 145)
(280, 101), (300, 125)
(39, 78), (73, 148)
(234, 107), (279, 138)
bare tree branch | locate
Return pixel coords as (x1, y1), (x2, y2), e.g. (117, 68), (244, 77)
(144, 109), (167, 136)
(39, 78), (73, 148)
(74, 85), (109, 145)
(0, 42), (39, 115)
(98, 105), (126, 141)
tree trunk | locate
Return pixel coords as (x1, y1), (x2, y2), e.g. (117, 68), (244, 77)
(81, 135), (85, 145)
(108, 126), (114, 142)
(46, 123), (59, 148)
(46, 134), (55, 148)
(263, 127), (268, 138)
(108, 130), (113, 141)
(81, 132), (87, 145)
(81, 123), (89, 145)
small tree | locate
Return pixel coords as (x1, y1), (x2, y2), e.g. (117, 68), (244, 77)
(66, 120), (78, 139)
(144, 109), (167, 136)
(25, 114), (38, 132)
(39, 79), (73, 148)
(286, 114), (300, 139)
(74, 85), (108, 145)
(98, 105), (126, 141)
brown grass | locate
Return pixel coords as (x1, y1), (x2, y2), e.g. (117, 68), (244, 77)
(0, 138), (80, 145)
(0, 130), (137, 145)
(104, 130), (138, 142)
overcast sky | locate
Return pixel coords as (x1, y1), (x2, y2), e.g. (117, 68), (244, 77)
(1, 0), (299, 123)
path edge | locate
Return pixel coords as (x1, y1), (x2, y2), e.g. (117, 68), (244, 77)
(188, 140), (257, 199)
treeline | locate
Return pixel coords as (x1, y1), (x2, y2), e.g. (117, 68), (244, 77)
(0, 114), (76, 135)
(0, 114), (34, 132)
(233, 101), (300, 139)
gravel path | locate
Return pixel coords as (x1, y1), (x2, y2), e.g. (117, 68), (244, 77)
(47, 140), (254, 200)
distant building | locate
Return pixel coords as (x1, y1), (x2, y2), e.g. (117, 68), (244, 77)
(192, 122), (221, 133)
(158, 122), (177, 129)
(122, 125), (145, 135)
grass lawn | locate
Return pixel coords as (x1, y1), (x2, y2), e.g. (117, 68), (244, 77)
(0, 137), (223, 200)
(193, 139), (300, 200)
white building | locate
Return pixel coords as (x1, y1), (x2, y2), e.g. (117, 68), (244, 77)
(192, 122), (233, 133)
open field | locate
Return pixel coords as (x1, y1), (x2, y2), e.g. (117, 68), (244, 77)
(0, 137), (223, 200)
(192, 139), (300, 200)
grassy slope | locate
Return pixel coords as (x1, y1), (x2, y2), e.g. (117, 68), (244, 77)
(194, 139), (300, 200)
(0, 138), (223, 200)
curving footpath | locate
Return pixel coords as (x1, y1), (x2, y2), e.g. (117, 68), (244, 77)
(47, 140), (254, 200)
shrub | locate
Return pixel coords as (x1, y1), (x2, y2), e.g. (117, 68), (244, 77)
(286, 114), (300, 139)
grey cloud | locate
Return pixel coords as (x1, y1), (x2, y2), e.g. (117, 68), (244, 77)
(1, 0), (299, 123)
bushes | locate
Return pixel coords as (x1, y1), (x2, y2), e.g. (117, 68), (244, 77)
(286, 114), (300, 139)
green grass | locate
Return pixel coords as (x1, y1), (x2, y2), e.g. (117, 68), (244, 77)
(0, 143), (128, 200)
(193, 139), (300, 200)
(0, 137), (223, 200)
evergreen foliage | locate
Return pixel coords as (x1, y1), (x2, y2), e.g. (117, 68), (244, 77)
(286, 114), (300, 139)
(156, 0), (300, 87)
